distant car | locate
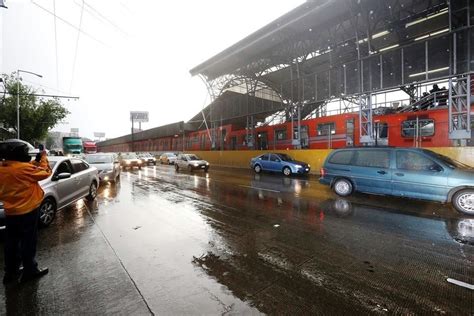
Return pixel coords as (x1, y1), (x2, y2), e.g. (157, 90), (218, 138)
(175, 154), (209, 172)
(250, 153), (311, 176)
(138, 152), (156, 165)
(1, 156), (100, 228)
(85, 153), (121, 182)
(319, 147), (474, 215)
(160, 152), (177, 165)
(119, 153), (142, 170)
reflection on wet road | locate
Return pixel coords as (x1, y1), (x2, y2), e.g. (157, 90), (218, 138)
(1, 164), (473, 314)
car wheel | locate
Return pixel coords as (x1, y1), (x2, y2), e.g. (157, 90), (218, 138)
(86, 182), (98, 201)
(333, 178), (353, 196)
(175, 164), (179, 171)
(282, 167), (292, 177)
(332, 198), (353, 217)
(453, 189), (474, 215)
(254, 164), (262, 174)
(39, 198), (56, 227)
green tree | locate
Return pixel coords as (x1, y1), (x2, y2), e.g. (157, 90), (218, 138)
(0, 73), (69, 144)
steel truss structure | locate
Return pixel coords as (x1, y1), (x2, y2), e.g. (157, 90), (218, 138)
(190, 0), (473, 148)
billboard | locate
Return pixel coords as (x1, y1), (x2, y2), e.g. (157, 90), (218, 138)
(94, 132), (106, 138)
(130, 111), (149, 122)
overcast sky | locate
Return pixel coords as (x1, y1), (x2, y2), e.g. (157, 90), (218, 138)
(0, 0), (305, 140)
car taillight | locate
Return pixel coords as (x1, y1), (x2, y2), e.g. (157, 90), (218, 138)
(320, 168), (326, 177)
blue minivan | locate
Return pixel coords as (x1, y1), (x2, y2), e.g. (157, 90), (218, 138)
(320, 147), (474, 215)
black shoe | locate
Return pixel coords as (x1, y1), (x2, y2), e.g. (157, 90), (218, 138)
(3, 273), (20, 285)
(20, 267), (49, 283)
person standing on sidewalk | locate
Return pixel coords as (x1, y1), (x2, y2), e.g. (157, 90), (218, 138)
(0, 140), (51, 284)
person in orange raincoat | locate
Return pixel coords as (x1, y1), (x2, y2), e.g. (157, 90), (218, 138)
(0, 140), (51, 284)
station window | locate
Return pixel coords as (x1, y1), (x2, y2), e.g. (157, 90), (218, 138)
(401, 119), (435, 137)
(317, 123), (336, 136)
(375, 122), (388, 139)
(275, 129), (287, 140)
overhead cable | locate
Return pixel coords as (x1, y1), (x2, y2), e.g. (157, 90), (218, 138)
(73, 0), (128, 36)
(30, 0), (106, 46)
(70, 0), (85, 93)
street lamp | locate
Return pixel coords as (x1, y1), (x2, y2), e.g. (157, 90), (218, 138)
(17, 69), (42, 139)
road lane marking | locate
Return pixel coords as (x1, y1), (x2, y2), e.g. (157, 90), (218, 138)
(447, 278), (474, 290)
(239, 185), (280, 193)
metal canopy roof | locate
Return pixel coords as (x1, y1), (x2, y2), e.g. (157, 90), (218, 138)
(190, 0), (450, 84)
(190, 0), (345, 80)
(187, 90), (283, 129)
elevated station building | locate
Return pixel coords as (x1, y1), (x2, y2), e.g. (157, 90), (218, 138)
(98, 0), (474, 153)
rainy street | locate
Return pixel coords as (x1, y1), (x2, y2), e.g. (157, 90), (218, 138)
(0, 164), (473, 315)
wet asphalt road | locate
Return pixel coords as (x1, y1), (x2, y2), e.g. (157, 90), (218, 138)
(0, 164), (473, 315)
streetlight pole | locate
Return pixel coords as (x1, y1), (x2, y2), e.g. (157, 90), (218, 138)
(17, 69), (42, 139)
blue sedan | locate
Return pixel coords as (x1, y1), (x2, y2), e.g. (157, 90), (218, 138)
(250, 153), (310, 176)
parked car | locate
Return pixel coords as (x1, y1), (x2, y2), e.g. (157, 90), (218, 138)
(175, 154), (209, 172)
(319, 147), (474, 215)
(119, 152), (142, 170)
(0, 156), (100, 228)
(138, 152), (156, 165)
(85, 153), (121, 182)
(250, 153), (310, 176)
(160, 152), (178, 165)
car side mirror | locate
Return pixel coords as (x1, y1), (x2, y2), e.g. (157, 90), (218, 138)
(53, 172), (71, 181)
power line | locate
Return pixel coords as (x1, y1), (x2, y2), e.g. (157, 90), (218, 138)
(4, 92), (80, 99)
(30, 0), (107, 47)
(22, 78), (71, 96)
(70, 0), (85, 93)
(73, 0), (128, 37)
(53, 0), (60, 88)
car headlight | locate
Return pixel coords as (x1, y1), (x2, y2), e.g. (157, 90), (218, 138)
(307, 164), (311, 168)
(206, 162), (209, 166)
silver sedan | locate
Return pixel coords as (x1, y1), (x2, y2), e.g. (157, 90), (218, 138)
(38, 156), (100, 227)
(85, 153), (121, 183)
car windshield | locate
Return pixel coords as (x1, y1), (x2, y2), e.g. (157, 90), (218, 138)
(167, 153), (176, 157)
(49, 161), (57, 169)
(277, 154), (294, 162)
(187, 155), (200, 161)
(85, 155), (113, 164)
(123, 153), (137, 159)
(424, 150), (472, 169)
